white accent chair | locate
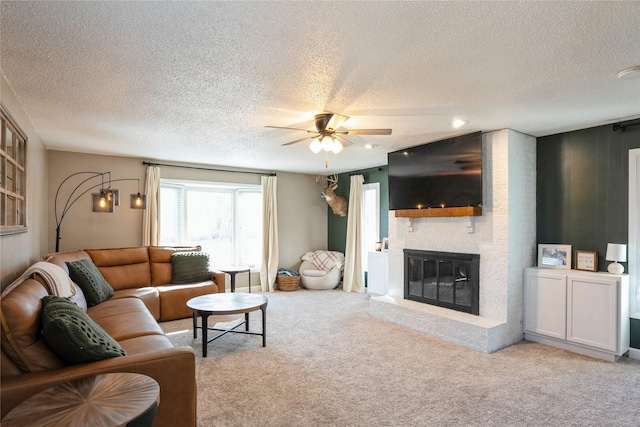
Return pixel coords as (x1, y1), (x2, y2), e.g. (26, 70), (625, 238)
(299, 260), (342, 290)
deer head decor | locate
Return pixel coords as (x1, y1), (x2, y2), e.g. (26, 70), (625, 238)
(316, 174), (347, 217)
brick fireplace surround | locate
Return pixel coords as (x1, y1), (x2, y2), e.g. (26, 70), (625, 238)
(369, 129), (537, 353)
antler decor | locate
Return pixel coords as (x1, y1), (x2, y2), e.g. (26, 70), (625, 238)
(316, 174), (347, 217)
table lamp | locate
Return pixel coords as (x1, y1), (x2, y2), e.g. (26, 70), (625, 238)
(605, 243), (627, 274)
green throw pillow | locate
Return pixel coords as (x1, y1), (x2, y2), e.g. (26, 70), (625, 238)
(171, 252), (211, 284)
(40, 295), (127, 365)
(66, 259), (114, 306)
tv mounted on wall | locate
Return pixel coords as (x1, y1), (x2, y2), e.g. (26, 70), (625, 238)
(388, 131), (482, 211)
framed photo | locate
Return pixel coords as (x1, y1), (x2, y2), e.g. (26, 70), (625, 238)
(382, 237), (389, 252)
(538, 244), (571, 269)
(575, 250), (598, 272)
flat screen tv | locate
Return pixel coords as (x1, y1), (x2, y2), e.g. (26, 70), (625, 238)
(388, 131), (482, 211)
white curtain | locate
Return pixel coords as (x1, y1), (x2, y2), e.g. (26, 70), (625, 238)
(343, 175), (365, 293)
(142, 165), (161, 246)
(260, 175), (279, 292)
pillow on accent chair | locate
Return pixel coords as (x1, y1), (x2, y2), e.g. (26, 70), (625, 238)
(66, 259), (114, 306)
(171, 252), (211, 283)
(40, 295), (127, 365)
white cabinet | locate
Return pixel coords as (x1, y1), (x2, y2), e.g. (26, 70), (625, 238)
(524, 267), (629, 361)
(367, 251), (388, 295)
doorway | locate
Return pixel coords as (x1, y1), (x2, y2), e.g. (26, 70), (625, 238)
(362, 182), (380, 274)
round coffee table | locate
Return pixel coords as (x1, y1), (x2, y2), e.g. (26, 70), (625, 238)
(187, 293), (268, 357)
(2, 373), (159, 426)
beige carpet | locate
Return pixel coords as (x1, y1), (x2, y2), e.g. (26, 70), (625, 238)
(162, 290), (640, 427)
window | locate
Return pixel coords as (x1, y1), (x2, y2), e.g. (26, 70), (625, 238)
(0, 103), (28, 235)
(160, 180), (262, 270)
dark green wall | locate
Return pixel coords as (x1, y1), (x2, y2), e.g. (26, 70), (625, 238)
(327, 166), (389, 254)
(537, 121), (640, 349)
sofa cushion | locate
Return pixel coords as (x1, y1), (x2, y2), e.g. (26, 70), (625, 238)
(0, 278), (65, 373)
(88, 298), (165, 341)
(40, 296), (126, 365)
(111, 287), (161, 320)
(156, 281), (218, 321)
(171, 252), (210, 284)
(87, 247), (151, 290)
(66, 259), (114, 306)
(149, 246), (202, 285)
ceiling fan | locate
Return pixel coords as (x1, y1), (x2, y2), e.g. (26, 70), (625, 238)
(265, 113), (392, 155)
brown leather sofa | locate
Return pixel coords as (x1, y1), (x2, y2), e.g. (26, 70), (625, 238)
(1, 246), (227, 426)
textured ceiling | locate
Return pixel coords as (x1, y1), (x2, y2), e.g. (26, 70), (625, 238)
(1, 1), (639, 174)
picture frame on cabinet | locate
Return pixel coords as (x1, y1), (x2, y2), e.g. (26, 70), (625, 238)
(382, 237), (389, 252)
(575, 250), (598, 272)
(537, 244), (571, 269)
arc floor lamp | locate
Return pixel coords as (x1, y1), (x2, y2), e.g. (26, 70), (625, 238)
(54, 171), (147, 252)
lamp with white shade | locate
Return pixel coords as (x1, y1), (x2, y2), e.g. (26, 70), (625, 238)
(605, 243), (627, 274)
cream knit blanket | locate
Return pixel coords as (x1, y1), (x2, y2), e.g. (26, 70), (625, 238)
(2, 261), (76, 298)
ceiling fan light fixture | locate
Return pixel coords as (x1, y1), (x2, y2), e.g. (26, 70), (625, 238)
(309, 138), (322, 153)
(331, 140), (343, 154)
(321, 135), (334, 152)
(452, 119), (467, 128)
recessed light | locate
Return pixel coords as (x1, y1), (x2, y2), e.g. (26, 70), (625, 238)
(452, 119), (467, 128)
(364, 144), (376, 149)
(618, 65), (640, 80)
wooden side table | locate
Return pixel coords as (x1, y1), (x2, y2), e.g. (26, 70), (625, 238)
(218, 266), (251, 292)
(2, 373), (160, 426)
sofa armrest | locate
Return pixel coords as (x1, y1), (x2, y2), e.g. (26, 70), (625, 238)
(1, 346), (196, 427)
(210, 269), (227, 292)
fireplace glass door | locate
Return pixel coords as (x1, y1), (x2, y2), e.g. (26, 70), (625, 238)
(405, 250), (479, 315)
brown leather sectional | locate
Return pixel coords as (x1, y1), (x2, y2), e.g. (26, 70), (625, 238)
(1, 246), (227, 426)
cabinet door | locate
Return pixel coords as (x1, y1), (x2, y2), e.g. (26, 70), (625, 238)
(367, 252), (388, 295)
(567, 276), (618, 352)
(525, 270), (567, 339)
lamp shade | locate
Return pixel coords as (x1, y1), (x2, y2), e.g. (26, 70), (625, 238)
(130, 193), (147, 209)
(91, 192), (116, 213)
(309, 138), (322, 153)
(605, 243), (627, 262)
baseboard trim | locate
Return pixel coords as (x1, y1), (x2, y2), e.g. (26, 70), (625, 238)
(628, 347), (640, 360)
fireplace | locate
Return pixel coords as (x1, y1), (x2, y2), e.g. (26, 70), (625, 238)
(404, 249), (480, 315)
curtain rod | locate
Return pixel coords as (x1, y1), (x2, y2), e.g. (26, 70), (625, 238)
(612, 118), (640, 132)
(143, 161), (276, 176)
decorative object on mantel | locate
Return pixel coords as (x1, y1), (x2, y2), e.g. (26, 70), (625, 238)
(375, 241), (382, 251)
(605, 243), (627, 274)
(574, 250), (598, 272)
(316, 174), (347, 217)
(54, 171), (147, 252)
(382, 238), (389, 252)
(537, 244), (571, 269)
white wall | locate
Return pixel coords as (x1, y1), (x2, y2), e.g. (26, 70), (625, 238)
(385, 129), (536, 350)
(0, 73), (48, 290)
(47, 152), (327, 288)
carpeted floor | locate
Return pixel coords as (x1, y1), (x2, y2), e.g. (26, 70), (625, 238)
(162, 289), (640, 427)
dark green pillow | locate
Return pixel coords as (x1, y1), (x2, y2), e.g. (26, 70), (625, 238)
(171, 252), (211, 283)
(41, 295), (126, 365)
(66, 259), (114, 306)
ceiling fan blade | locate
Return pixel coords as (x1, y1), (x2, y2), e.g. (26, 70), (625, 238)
(326, 113), (350, 131)
(334, 135), (355, 147)
(265, 125), (317, 134)
(281, 135), (317, 146)
(335, 129), (393, 136)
